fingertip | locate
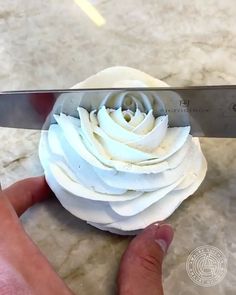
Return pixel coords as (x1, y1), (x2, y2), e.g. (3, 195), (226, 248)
(141, 222), (174, 254)
(4, 176), (52, 216)
(154, 224), (174, 253)
(117, 222), (173, 294)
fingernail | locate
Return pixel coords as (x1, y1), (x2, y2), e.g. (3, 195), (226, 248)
(154, 222), (171, 229)
(159, 223), (172, 228)
(155, 239), (167, 253)
(153, 223), (174, 254)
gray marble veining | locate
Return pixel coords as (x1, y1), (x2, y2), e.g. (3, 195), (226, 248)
(0, 1), (236, 294)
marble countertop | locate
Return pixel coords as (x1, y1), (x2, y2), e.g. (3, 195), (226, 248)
(0, 1), (235, 294)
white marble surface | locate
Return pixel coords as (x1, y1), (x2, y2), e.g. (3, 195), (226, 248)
(0, 1), (236, 294)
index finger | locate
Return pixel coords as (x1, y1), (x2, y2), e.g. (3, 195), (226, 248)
(3, 176), (52, 216)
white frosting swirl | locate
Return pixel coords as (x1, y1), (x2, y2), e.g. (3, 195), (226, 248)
(39, 67), (207, 235)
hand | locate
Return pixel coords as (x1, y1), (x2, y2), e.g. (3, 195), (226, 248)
(0, 177), (72, 295)
(117, 223), (174, 295)
(0, 177), (173, 295)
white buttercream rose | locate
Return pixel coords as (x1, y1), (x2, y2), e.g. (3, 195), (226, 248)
(39, 67), (207, 235)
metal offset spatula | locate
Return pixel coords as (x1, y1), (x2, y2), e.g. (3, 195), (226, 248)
(0, 86), (235, 137)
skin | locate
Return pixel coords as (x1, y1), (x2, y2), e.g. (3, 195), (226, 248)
(0, 176), (174, 295)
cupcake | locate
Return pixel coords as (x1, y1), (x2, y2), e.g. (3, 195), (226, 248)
(39, 66), (207, 235)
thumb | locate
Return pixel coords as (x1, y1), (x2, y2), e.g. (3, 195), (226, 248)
(117, 223), (174, 295)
